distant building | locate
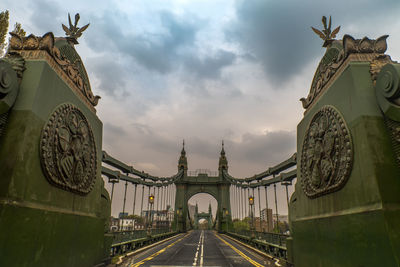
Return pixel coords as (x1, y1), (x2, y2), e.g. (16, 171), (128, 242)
(273, 214), (289, 223)
(118, 212), (128, 219)
(260, 208), (273, 232)
(188, 203), (196, 220)
(110, 217), (119, 231)
(120, 218), (135, 231)
(110, 216), (136, 231)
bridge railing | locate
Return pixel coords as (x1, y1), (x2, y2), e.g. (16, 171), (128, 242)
(225, 153), (297, 262)
(231, 229), (289, 247)
(101, 151), (180, 257)
(112, 229), (148, 244)
(226, 230), (289, 260)
(110, 228), (176, 256)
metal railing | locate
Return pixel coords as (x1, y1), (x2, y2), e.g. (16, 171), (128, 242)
(110, 228), (175, 256)
(230, 229), (289, 247)
(187, 169), (218, 177)
(112, 229), (147, 244)
(226, 230), (288, 260)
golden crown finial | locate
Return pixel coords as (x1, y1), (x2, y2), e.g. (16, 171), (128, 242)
(311, 16), (340, 47)
(62, 13), (89, 44)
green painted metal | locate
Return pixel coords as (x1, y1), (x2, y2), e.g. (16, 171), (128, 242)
(226, 230), (288, 259)
(110, 229), (176, 256)
(288, 34), (400, 266)
(173, 144), (233, 233)
(0, 34), (111, 266)
(194, 203), (213, 229)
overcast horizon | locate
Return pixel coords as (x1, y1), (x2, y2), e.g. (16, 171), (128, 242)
(4, 0), (400, 217)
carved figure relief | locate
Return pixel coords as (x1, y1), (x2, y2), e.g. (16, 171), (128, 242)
(40, 103), (97, 194)
(300, 105), (353, 198)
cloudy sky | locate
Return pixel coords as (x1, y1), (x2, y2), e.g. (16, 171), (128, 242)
(4, 0), (400, 217)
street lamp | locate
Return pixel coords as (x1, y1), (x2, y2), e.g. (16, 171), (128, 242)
(149, 194), (154, 204)
(248, 196), (255, 236)
(248, 196), (254, 205)
(148, 194), (155, 232)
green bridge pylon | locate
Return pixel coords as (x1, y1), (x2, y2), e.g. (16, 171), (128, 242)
(173, 142), (232, 233)
(194, 203), (214, 230)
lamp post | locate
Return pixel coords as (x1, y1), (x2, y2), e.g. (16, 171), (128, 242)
(249, 195), (255, 238)
(225, 209), (229, 232)
(148, 194), (154, 235)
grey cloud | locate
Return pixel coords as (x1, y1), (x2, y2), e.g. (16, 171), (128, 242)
(228, 0), (400, 83)
(102, 122), (127, 151)
(135, 129), (296, 168)
(183, 50), (236, 79)
(226, 130), (296, 166)
(86, 9), (236, 82)
(29, 0), (64, 34)
(119, 11), (200, 73)
(87, 57), (127, 96)
(104, 122), (127, 137)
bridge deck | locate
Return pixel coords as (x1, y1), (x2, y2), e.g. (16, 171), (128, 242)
(119, 230), (281, 267)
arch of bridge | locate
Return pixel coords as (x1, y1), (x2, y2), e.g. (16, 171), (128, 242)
(197, 212), (212, 220)
(185, 183), (219, 201)
(174, 173), (232, 233)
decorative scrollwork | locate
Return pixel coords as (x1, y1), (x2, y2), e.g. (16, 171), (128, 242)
(40, 103), (97, 195)
(301, 33), (390, 110)
(300, 105), (353, 198)
(8, 32), (100, 107)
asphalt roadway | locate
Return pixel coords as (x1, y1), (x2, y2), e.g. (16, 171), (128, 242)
(121, 230), (282, 267)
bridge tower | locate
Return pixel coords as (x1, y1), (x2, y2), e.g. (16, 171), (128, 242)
(208, 202), (213, 229)
(173, 142), (232, 233)
(194, 202), (199, 229)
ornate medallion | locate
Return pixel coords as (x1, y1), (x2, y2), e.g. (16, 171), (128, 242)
(40, 103), (97, 194)
(300, 105), (353, 198)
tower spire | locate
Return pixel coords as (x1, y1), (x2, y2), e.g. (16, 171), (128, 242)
(218, 140), (228, 172)
(181, 139), (186, 155)
(178, 140), (188, 173)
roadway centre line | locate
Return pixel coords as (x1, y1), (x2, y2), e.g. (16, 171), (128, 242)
(131, 234), (188, 267)
(200, 230), (204, 267)
(214, 233), (264, 267)
(192, 230), (204, 266)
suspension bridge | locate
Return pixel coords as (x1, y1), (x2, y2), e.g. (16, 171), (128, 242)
(1, 13), (400, 267)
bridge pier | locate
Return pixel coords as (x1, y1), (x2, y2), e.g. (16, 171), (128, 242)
(0, 30), (111, 266)
(288, 34), (400, 266)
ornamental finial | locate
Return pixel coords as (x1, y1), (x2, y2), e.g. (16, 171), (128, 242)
(62, 13), (89, 45)
(311, 16), (340, 47)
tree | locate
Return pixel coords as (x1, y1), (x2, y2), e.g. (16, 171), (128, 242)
(12, 22), (25, 37)
(0, 10), (26, 57)
(0, 10), (9, 57)
(233, 219), (250, 232)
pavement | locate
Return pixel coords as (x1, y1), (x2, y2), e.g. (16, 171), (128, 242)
(120, 230), (280, 267)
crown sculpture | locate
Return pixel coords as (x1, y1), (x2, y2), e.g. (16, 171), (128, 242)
(311, 16), (340, 48)
(7, 13), (100, 108)
(300, 16), (391, 109)
(62, 13), (89, 44)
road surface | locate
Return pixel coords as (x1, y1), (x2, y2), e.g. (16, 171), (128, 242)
(121, 230), (281, 266)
